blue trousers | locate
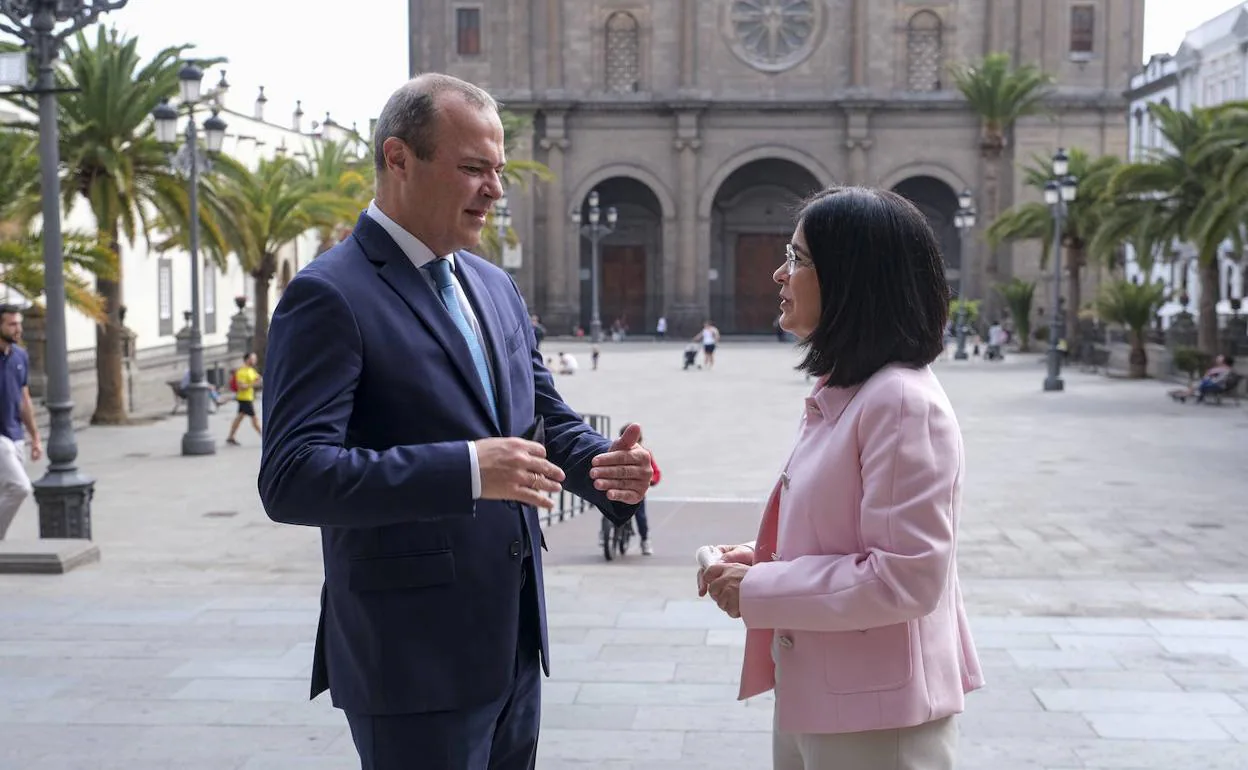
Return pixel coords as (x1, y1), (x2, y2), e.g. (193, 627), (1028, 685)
(345, 560), (542, 770)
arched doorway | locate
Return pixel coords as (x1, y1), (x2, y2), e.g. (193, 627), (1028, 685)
(577, 177), (663, 336)
(892, 176), (961, 280)
(709, 159), (821, 333)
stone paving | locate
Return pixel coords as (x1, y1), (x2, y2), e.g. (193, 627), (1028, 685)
(0, 341), (1246, 769)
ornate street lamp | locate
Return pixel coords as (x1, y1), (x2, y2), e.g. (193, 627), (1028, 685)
(1043, 149), (1078, 392)
(0, 0), (131, 539)
(572, 190), (618, 343)
(494, 195), (514, 271)
(952, 189), (976, 361)
(152, 64), (228, 456)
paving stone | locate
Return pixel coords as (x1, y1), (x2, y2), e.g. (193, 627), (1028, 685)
(1034, 688), (1244, 715)
(1084, 713), (1231, 741)
(1, 347), (1247, 769)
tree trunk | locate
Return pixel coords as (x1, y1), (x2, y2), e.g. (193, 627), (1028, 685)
(981, 141), (1004, 284)
(91, 234), (127, 425)
(252, 270), (273, 370)
(1197, 256), (1220, 354)
(1128, 330), (1148, 379)
(1066, 243), (1085, 358)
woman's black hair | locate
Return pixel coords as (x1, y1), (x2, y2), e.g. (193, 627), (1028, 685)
(795, 186), (950, 386)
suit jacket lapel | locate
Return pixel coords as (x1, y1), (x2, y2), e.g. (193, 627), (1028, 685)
(455, 254), (512, 436)
(353, 214), (497, 430)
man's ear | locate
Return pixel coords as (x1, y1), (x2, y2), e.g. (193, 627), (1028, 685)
(381, 137), (408, 176)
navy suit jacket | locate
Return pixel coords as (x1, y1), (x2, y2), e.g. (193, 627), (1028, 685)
(258, 213), (635, 716)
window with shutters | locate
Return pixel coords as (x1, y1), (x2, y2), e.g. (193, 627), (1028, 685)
(456, 7), (481, 56)
(605, 12), (641, 93)
(906, 11), (942, 92)
(1070, 5), (1095, 57)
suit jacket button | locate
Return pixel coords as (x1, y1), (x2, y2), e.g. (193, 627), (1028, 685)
(509, 540), (522, 559)
(778, 635), (794, 649)
(780, 471), (790, 489)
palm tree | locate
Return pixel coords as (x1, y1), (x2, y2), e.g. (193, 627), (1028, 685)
(951, 53), (1054, 287)
(1095, 102), (1246, 354)
(303, 138), (373, 254)
(3, 27), (218, 424)
(986, 149), (1121, 352)
(0, 130), (113, 319)
(1097, 279), (1167, 378)
(996, 278), (1036, 351)
(478, 110), (553, 265)
(208, 155), (357, 367)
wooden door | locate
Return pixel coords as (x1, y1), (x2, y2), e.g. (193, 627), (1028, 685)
(734, 234), (786, 333)
(601, 245), (647, 333)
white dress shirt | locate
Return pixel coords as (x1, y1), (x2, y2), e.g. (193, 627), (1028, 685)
(366, 199), (491, 499)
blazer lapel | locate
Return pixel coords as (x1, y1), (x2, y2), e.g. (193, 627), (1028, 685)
(455, 254), (511, 435)
(352, 214), (497, 430)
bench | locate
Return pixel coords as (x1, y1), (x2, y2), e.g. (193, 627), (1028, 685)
(1168, 372), (1243, 406)
(1078, 345), (1111, 374)
(166, 375), (233, 415)
(1204, 372), (1244, 406)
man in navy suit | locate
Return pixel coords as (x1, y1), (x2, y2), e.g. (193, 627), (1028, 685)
(258, 73), (653, 770)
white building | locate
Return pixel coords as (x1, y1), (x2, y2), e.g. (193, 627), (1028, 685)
(1124, 3), (1246, 326)
(4, 70), (368, 361)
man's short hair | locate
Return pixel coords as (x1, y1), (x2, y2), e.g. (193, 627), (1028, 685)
(373, 73), (498, 172)
(0, 304), (23, 319)
(794, 186), (950, 387)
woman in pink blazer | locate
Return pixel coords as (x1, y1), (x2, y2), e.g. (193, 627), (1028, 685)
(700, 187), (984, 770)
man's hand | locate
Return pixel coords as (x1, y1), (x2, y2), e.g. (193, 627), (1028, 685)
(589, 423), (652, 504)
(475, 438), (566, 510)
(29, 437), (42, 462)
(702, 562), (749, 618)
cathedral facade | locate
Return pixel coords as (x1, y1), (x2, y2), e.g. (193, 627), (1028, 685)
(408, 0), (1145, 336)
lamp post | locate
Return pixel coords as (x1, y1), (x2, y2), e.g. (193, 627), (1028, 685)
(1043, 148), (1078, 392)
(1, 0), (131, 538)
(951, 189), (977, 361)
(494, 194), (513, 270)
(572, 190), (618, 343)
(152, 64), (227, 455)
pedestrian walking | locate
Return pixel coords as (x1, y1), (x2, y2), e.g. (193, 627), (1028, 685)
(0, 305), (41, 540)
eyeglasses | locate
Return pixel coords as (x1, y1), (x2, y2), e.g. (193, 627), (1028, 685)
(784, 243), (809, 276)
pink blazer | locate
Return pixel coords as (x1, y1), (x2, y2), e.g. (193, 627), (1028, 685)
(737, 364), (984, 734)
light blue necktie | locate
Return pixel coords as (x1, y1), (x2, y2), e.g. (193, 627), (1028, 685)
(429, 258), (497, 424)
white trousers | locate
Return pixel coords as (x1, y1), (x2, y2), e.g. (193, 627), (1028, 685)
(0, 436), (32, 539)
(771, 637), (958, 770)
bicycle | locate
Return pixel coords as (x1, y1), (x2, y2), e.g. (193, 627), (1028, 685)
(599, 514), (635, 561)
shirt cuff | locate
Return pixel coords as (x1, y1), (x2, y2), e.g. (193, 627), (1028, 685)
(467, 441), (482, 500)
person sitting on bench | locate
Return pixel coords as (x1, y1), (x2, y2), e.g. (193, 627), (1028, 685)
(180, 369), (222, 406)
(1172, 355), (1234, 403)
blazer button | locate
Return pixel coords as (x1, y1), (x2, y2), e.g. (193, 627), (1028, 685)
(780, 471), (790, 489)
(777, 635), (794, 649)
(509, 540), (522, 559)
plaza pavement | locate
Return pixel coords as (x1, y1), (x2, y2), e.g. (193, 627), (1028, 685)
(0, 341), (1246, 769)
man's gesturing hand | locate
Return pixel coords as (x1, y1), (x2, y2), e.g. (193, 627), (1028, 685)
(475, 438), (566, 510)
(589, 423), (652, 505)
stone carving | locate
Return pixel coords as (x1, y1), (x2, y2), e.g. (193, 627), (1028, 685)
(724, 0), (820, 72)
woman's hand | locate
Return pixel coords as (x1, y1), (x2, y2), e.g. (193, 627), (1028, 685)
(716, 543), (756, 565)
(702, 562), (750, 618)
(697, 544), (754, 596)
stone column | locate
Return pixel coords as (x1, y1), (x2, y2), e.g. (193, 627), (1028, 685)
(680, 0), (697, 92)
(850, 0), (866, 89)
(845, 109), (873, 185)
(540, 115), (572, 332)
(673, 110), (703, 335)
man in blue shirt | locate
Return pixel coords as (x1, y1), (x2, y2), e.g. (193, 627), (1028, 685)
(0, 305), (42, 539)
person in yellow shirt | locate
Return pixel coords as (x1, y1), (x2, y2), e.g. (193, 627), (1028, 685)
(226, 352), (262, 446)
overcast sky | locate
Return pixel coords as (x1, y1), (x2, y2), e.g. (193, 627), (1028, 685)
(3, 0), (1243, 132)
